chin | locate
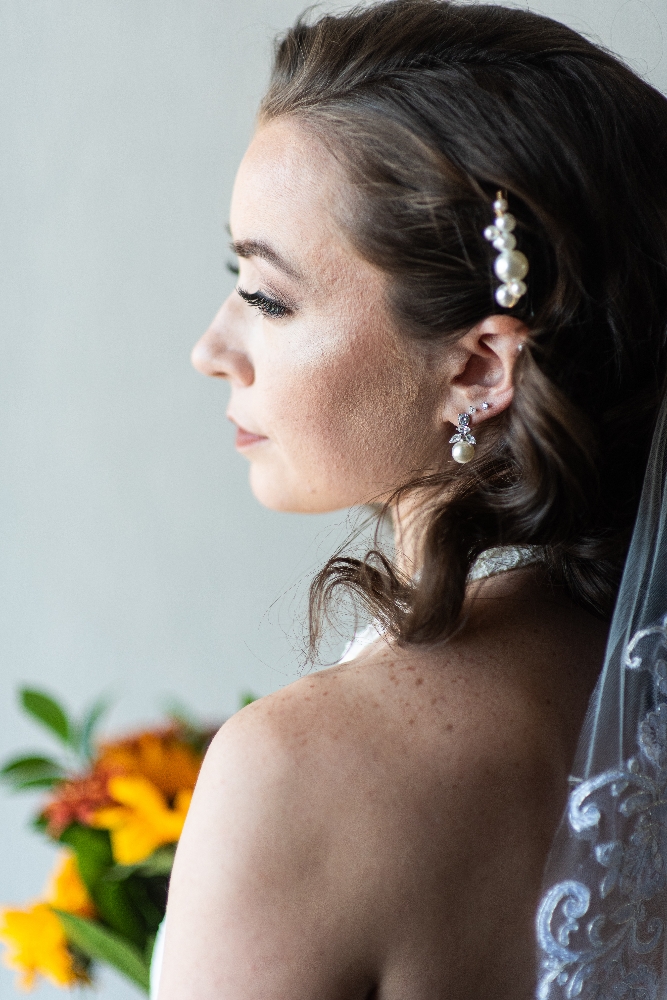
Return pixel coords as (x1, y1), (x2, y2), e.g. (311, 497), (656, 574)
(248, 464), (343, 514)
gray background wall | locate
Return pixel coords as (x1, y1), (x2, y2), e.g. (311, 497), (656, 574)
(0, 1), (664, 997)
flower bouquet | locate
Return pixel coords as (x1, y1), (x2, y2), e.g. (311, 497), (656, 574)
(0, 688), (252, 993)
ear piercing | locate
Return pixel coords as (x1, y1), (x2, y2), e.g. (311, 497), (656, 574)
(450, 412), (476, 464)
(483, 191), (529, 309)
(450, 404), (491, 463)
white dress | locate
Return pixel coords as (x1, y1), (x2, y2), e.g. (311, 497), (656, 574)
(148, 545), (542, 998)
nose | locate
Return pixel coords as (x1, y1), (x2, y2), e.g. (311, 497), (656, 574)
(191, 294), (255, 386)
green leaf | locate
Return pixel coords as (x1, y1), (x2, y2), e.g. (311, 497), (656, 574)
(1, 754), (63, 776)
(163, 696), (199, 729)
(107, 845), (176, 881)
(93, 881), (147, 946)
(59, 825), (113, 889)
(0, 755), (65, 790)
(124, 877), (165, 935)
(137, 845), (176, 878)
(77, 696), (111, 761)
(20, 688), (71, 745)
(239, 691), (258, 709)
(11, 775), (64, 791)
(58, 825), (146, 945)
(144, 933), (157, 964)
(32, 813), (49, 833)
(54, 911), (150, 994)
(104, 863), (141, 882)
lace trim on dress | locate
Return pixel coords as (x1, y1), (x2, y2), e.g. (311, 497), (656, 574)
(468, 544), (543, 581)
(339, 545), (545, 664)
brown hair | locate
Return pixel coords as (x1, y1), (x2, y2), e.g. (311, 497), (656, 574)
(260, 0), (667, 649)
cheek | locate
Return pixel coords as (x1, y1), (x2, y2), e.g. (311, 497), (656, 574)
(253, 324), (444, 510)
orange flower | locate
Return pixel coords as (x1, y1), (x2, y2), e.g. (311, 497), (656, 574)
(41, 727), (203, 838)
(92, 775), (192, 865)
(42, 769), (114, 837)
(0, 903), (87, 991)
(96, 729), (202, 798)
(45, 852), (96, 919)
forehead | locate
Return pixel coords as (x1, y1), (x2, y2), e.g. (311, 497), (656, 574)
(230, 119), (351, 266)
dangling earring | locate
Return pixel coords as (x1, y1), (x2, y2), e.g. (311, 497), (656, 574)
(483, 190), (529, 309)
(450, 412), (476, 464)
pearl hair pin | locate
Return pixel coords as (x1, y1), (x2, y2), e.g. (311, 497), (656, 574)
(450, 412), (476, 464)
(483, 190), (529, 309)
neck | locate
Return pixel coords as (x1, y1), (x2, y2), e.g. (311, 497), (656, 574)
(390, 496), (424, 579)
(391, 500), (543, 583)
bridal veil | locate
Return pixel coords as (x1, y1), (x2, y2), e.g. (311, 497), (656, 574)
(537, 391), (667, 998)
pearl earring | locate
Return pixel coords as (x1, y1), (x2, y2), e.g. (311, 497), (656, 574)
(450, 412), (476, 464)
(483, 191), (529, 309)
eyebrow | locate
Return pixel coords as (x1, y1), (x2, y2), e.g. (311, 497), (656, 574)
(230, 238), (304, 281)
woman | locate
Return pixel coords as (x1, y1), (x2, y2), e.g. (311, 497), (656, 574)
(155, 2), (667, 997)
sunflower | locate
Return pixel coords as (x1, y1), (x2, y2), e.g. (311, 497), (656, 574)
(96, 728), (202, 799)
(92, 774), (193, 865)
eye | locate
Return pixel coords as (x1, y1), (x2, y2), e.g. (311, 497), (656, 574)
(226, 260), (240, 276)
(236, 286), (291, 319)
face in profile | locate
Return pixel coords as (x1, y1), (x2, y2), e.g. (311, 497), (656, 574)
(191, 119), (457, 514)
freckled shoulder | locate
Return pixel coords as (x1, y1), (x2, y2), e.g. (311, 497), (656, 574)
(163, 618), (579, 1000)
(207, 625), (564, 817)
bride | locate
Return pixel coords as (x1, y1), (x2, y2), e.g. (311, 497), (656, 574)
(154, 1), (667, 997)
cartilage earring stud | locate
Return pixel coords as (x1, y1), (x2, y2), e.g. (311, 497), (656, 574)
(481, 401), (490, 411)
(450, 412), (476, 464)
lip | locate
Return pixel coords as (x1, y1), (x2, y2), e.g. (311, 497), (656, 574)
(228, 416), (269, 450)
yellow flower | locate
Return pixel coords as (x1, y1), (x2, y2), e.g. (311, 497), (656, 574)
(92, 775), (192, 865)
(0, 903), (87, 991)
(97, 730), (202, 798)
(45, 852), (96, 919)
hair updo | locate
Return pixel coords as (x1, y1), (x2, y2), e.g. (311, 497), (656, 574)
(259, 0), (667, 650)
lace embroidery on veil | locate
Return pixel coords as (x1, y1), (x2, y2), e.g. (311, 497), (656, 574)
(537, 394), (667, 1000)
(537, 625), (667, 999)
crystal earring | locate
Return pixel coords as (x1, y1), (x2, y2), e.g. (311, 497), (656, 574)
(483, 191), (529, 309)
(450, 412), (476, 464)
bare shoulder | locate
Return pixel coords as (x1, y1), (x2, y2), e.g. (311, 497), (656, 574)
(158, 663), (394, 999)
(159, 576), (606, 999)
(182, 568), (606, 879)
(171, 606), (575, 917)
(195, 583), (595, 841)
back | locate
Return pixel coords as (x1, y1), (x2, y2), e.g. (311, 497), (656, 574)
(158, 567), (606, 1000)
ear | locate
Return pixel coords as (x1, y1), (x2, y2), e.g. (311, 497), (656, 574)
(442, 314), (528, 429)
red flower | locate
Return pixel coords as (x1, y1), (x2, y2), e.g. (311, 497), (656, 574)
(42, 770), (114, 837)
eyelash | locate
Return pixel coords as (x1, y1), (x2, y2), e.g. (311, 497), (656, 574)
(236, 285), (290, 319)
